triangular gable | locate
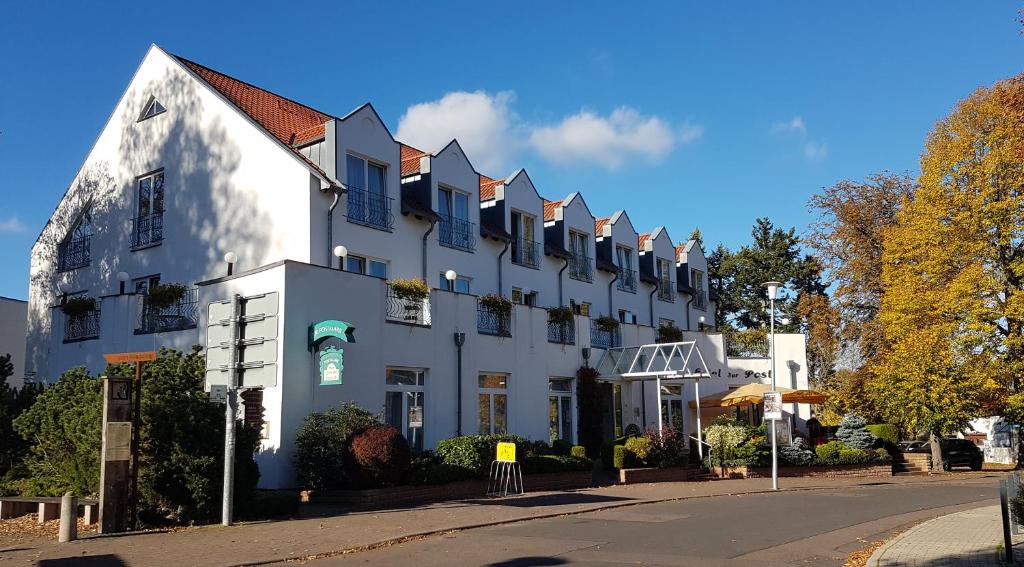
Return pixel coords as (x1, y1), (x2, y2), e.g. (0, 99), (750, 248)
(339, 102), (399, 144)
(505, 169), (543, 201)
(433, 139), (476, 175)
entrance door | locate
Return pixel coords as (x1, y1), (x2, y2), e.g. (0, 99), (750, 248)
(548, 378), (574, 443)
(660, 384), (684, 430)
(385, 368), (425, 451)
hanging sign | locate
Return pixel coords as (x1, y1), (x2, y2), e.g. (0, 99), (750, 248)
(319, 347), (344, 386)
(310, 320), (354, 387)
(496, 442), (517, 463)
(310, 320), (355, 346)
(764, 391), (783, 421)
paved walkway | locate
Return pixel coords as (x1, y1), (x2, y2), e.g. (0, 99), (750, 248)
(868, 505), (1015, 566)
(0, 473), (1000, 567)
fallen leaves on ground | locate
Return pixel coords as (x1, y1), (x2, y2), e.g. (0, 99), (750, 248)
(844, 538), (887, 567)
(0, 513), (96, 545)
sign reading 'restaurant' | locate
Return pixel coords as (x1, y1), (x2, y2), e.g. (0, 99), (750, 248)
(309, 320), (356, 387)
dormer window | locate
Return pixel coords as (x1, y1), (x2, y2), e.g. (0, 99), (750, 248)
(616, 245), (637, 292)
(568, 231), (592, 282)
(56, 209), (93, 272)
(657, 258), (674, 302)
(438, 186), (475, 251)
(345, 154), (393, 231)
(511, 211), (539, 268)
(138, 97), (166, 121)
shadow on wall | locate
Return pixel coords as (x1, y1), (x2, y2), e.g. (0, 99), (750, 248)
(27, 64), (274, 381)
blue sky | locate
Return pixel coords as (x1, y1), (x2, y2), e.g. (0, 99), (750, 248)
(1, 2), (1022, 300)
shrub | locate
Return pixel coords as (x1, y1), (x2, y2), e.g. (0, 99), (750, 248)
(479, 294), (512, 317)
(390, 278), (429, 301)
(344, 425), (411, 488)
(435, 434), (532, 476)
(293, 402), (380, 491)
(836, 413), (875, 449)
(146, 283), (187, 309)
(645, 426), (689, 468)
(704, 424), (748, 468)
(779, 438), (815, 466)
(521, 455), (591, 474)
(612, 445), (628, 469)
(60, 296), (96, 316)
(570, 445), (587, 459)
(1, 358), (43, 492)
(547, 306), (574, 327)
(624, 436), (653, 465)
(594, 315), (619, 332)
(408, 460), (477, 485)
(866, 424), (899, 446)
(731, 440), (769, 467)
(656, 323), (684, 343)
(813, 440), (888, 466)
(814, 440), (848, 464)
(551, 439), (573, 456)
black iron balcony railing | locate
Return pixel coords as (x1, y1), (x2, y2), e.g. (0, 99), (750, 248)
(477, 302), (512, 337)
(64, 309), (100, 342)
(438, 214), (476, 252)
(131, 212), (163, 249)
(547, 320), (576, 345)
(385, 288), (432, 326)
(345, 186), (394, 231)
(568, 253), (593, 282)
(56, 236), (91, 272)
(137, 287), (199, 334)
(511, 237), (541, 269)
(590, 325), (621, 350)
(657, 279), (675, 302)
(617, 268), (637, 292)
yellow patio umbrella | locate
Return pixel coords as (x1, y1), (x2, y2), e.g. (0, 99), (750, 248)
(718, 383), (828, 406)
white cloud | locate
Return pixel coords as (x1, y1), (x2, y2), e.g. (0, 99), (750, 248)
(529, 107), (683, 170)
(0, 216), (27, 233)
(396, 90), (517, 172)
(804, 141), (828, 160)
(773, 116), (806, 135)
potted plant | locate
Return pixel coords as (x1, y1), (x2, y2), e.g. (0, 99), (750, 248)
(547, 306), (574, 327)
(389, 278), (429, 302)
(595, 315), (620, 332)
(479, 294), (512, 317)
(146, 283), (187, 310)
(61, 296), (95, 317)
(656, 323), (683, 343)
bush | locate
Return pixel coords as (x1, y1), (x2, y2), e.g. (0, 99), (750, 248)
(146, 283), (187, 309)
(521, 455), (591, 474)
(344, 425), (411, 488)
(60, 296), (96, 316)
(479, 294), (512, 317)
(704, 424), (748, 468)
(814, 440), (888, 466)
(570, 445), (587, 459)
(656, 323), (684, 343)
(389, 278), (429, 301)
(624, 436), (654, 465)
(866, 424), (899, 446)
(551, 439), (573, 456)
(293, 402), (380, 490)
(814, 440), (847, 464)
(779, 438), (815, 466)
(836, 413), (875, 449)
(407, 460), (477, 486)
(435, 434), (532, 476)
(547, 306), (574, 327)
(612, 445), (628, 469)
(645, 427), (689, 468)
(1, 357), (43, 492)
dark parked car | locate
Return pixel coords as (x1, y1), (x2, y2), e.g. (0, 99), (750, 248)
(900, 438), (982, 471)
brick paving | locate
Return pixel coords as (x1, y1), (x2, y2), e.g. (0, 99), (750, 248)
(868, 505), (1014, 566)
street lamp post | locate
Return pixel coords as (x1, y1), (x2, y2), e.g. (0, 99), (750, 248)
(333, 245), (348, 270)
(764, 281), (782, 491)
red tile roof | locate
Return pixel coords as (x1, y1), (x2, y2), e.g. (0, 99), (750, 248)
(479, 175), (503, 201)
(595, 217), (611, 235)
(543, 199), (561, 221)
(638, 232), (651, 249)
(675, 243), (686, 258)
(400, 143), (429, 175)
(294, 124), (325, 145)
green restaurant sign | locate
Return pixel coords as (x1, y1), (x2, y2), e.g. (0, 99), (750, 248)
(310, 320), (355, 386)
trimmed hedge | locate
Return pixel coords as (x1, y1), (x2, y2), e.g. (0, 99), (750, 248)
(613, 445), (628, 469)
(435, 434), (532, 476)
(570, 445), (587, 459)
(521, 455), (591, 474)
(866, 424), (899, 446)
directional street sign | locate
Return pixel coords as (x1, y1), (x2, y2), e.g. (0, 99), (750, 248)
(205, 292), (280, 390)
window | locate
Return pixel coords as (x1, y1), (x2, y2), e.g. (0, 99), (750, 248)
(657, 258), (674, 302)
(478, 373), (508, 435)
(57, 209), (93, 272)
(346, 255), (388, 278)
(660, 385), (684, 430)
(132, 170), (164, 248)
(346, 154), (392, 230)
(386, 368), (426, 452)
(691, 269), (706, 310)
(659, 318), (674, 328)
(568, 230), (592, 281)
(511, 211), (539, 268)
(439, 272), (471, 294)
(571, 301), (591, 317)
(616, 245), (636, 292)
(618, 309), (636, 324)
(549, 379), (574, 443)
(138, 97), (166, 121)
(133, 275), (160, 295)
(525, 291), (538, 307)
(511, 288), (523, 304)
(438, 186), (474, 250)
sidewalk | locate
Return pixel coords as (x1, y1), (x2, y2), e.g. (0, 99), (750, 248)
(0, 473), (999, 567)
(868, 504), (1019, 566)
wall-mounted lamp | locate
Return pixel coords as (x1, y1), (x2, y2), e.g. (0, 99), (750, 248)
(333, 245), (348, 270)
(445, 269), (457, 291)
(224, 251), (238, 277)
(56, 280), (70, 303)
(117, 271), (130, 295)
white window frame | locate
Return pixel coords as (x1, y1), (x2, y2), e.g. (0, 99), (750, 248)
(478, 373), (509, 435)
(385, 367), (426, 452)
(548, 378), (576, 444)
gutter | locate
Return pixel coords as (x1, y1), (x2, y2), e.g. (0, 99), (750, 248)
(497, 240), (510, 296)
(557, 258), (569, 305)
(326, 187), (343, 267)
(607, 270), (618, 317)
(421, 221), (436, 281)
(684, 295), (694, 330)
(648, 283), (658, 327)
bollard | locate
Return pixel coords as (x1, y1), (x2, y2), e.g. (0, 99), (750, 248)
(59, 492), (77, 543)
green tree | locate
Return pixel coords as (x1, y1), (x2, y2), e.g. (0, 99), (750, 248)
(707, 243), (733, 329)
(0, 355), (44, 490)
(688, 227), (705, 251)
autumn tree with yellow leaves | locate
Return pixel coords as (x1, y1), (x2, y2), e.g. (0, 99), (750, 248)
(872, 74), (1024, 462)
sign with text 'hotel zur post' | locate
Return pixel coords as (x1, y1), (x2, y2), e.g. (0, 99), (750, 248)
(310, 320), (355, 386)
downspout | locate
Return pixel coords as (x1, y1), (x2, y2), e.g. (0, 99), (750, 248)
(497, 240), (509, 296)
(648, 282), (658, 327)
(557, 258), (569, 305)
(607, 270), (618, 317)
(684, 295), (694, 330)
(421, 220), (436, 282)
(326, 188), (342, 267)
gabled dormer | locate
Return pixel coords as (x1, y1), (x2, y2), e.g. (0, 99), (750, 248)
(637, 227), (675, 294)
(594, 211), (640, 291)
(676, 239), (709, 309)
(480, 169), (544, 267)
(544, 193), (596, 282)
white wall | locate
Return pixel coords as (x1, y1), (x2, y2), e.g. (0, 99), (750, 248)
(0, 298), (27, 387)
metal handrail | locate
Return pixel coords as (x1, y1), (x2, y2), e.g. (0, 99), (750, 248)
(568, 253), (593, 282)
(438, 214), (476, 251)
(590, 325), (621, 349)
(131, 212), (164, 248)
(56, 235), (91, 272)
(547, 320), (576, 345)
(657, 279), (675, 302)
(385, 288), (432, 326)
(511, 237), (541, 268)
(616, 268), (637, 292)
(345, 185), (395, 230)
(64, 309), (100, 341)
(477, 302), (512, 337)
(137, 287), (199, 334)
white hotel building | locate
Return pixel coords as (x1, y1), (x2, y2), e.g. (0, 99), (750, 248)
(26, 46), (811, 488)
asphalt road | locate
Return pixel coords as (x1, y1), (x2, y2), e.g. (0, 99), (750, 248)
(315, 479), (997, 567)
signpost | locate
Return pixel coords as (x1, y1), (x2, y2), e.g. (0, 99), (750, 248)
(101, 351), (156, 531)
(205, 292), (279, 526)
(309, 320), (355, 387)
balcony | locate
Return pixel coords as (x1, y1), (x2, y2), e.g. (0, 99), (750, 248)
(547, 320), (575, 345)
(511, 237), (541, 269)
(64, 310), (100, 342)
(131, 212), (163, 249)
(590, 325), (621, 350)
(438, 214), (476, 252)
(477, 301), (512, 337)
(385, 287), (431, 326)
(616, 268), (637, 292)
(56, 236), (91, 272)
(345, 186), (394, 231)
(136, 287), (199, 334)
(568, 253), (593, 282)
(657, 279), (675, 302)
